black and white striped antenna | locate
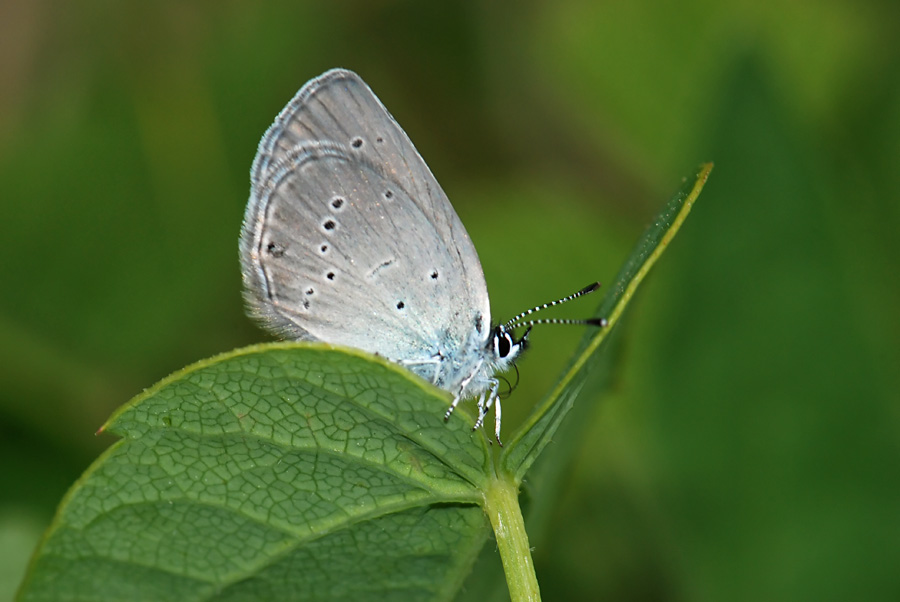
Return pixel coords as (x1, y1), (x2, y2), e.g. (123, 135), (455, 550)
(503, 282), (608, 331)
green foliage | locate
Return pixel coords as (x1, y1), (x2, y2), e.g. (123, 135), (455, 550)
(16, 168), (711, 600)
(3, 2), (898, 601)
(20, 346), (489, 601)
(500, 165), (711, 484)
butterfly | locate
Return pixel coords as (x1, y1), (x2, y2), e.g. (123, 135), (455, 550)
(240, 69), (604, 444)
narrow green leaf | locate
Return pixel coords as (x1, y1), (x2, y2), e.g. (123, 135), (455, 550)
(500, 163), (714, 483)
(18, 343), (491, 602)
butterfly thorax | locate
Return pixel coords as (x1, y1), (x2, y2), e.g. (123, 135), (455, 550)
(401, 323), (527, 401)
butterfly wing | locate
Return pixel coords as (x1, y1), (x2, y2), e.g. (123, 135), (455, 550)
(241, 69), (492, 363)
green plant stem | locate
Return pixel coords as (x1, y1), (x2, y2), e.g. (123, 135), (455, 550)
(484, 476), (540, 602)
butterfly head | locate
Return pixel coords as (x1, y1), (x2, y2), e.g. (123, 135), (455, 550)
(489, 324), (530, 371)
(488, 282), (609, 374)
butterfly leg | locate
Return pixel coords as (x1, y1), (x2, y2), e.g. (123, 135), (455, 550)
(398, 356), (442, 385)
(480, 379), (503, 446)
(443, 394), (465, 422)
(472, 380), (501, 439)
(493, 397), (503, 446)
(472, 391), (489, 430)
(446, 358), (484, 423)
(427, 356), (441, 384)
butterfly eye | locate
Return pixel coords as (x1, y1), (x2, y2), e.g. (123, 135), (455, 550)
(496, 331), (512, 358)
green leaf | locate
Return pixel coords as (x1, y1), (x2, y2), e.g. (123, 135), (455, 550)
(18, 166), (710, 601)
(18, 344), (490, 602)
(499, 163), (713, 483)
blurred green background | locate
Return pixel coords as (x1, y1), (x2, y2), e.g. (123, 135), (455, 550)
(2, 1), (897, 600)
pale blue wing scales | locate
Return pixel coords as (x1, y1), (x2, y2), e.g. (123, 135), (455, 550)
(248, 69), (490, 325)
(241, 142), (487, 363)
